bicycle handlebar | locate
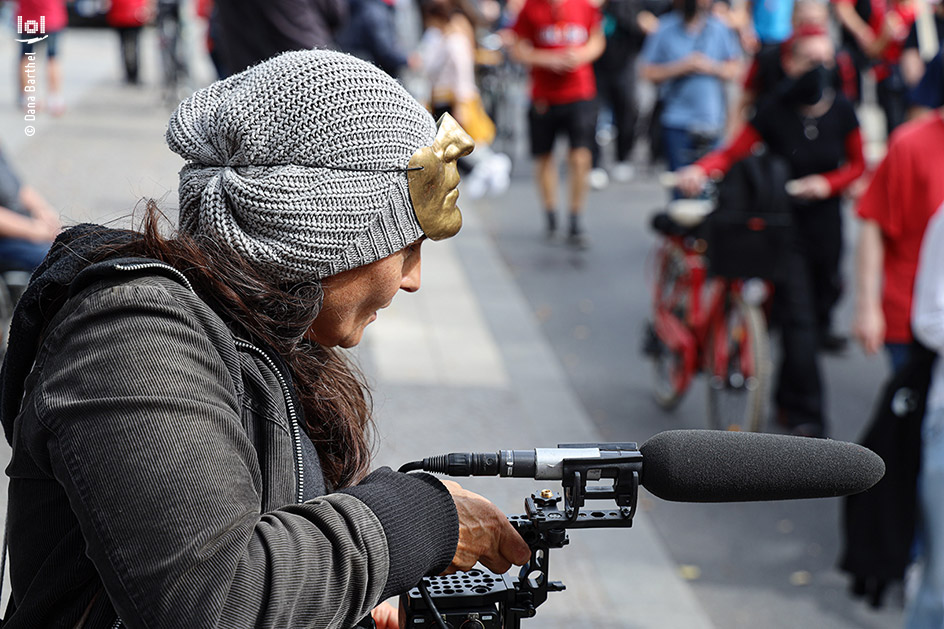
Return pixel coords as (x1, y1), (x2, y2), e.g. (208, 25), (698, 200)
(661, 168), (805, 198)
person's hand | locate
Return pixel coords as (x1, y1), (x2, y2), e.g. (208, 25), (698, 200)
(881, 11), (904, 40)
(480, 0), (502, 23)
(786, 175), (831, 200)
(546, 49), (580, 73)
(441, 480), (531, 574)
(675, 165), (708, 197)
(637, 10), (659, 34)
(853, 303), (886, 355)
(26, 217), (60, 243)
(34, 203), (61, 233)
(370, 601), (399, 629)
(686, 52), (718, 76)
(39, 212), (61, 232)
(739, 28), (760, 55)
(406, 52), (423, 72)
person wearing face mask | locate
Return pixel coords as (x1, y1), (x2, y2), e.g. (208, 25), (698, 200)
(676, 26), (866, 437)
(735, 0), (830, 129)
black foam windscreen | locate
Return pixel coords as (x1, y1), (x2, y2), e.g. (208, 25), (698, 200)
(639, 430), (885, 503)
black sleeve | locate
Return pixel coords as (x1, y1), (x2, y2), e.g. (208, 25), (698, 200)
(835, 95), (860, 136)
(316, 0), (348, 32)
(362, 2), (408, 75)
(607, 0), (643, 36)
(904, 21), (919, 51)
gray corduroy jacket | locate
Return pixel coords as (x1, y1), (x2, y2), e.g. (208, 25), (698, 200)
(1, 244), (458, 629)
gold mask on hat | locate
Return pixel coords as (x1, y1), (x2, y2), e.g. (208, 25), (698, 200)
(408, 113), (475, 240)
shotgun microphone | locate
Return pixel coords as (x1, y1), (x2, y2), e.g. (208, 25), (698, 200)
(638, 430), (885, 502)
(408, 430), (884, 502)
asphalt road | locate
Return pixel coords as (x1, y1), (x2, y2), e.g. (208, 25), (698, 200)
(468, 156), (902, 629)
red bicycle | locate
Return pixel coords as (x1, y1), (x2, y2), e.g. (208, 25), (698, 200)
(644, 198), (772, 432)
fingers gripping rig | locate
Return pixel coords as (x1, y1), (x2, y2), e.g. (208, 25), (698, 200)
(400, 444), (642, 628)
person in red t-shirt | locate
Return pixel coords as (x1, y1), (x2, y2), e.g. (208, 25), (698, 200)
(834, 0), (916, 133)
(15, 0), (67, 116)
(510, 0), (605, 247)
(108, 0), (155, 85)
(853, 108), (944, 371)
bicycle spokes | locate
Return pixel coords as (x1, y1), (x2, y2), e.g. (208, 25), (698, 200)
(707, 296), (770, 432)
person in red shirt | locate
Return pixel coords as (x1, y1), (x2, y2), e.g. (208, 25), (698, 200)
(510, 0), (605, 247)
(108, 0), (154, 85)
(853, 108), (944, 371)
(834, 0), (916, 133)
(15, 0), (67, 116)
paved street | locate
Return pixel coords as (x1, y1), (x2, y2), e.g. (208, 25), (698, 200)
(468, 159), (900, 628)
(0, 25), (905, 629)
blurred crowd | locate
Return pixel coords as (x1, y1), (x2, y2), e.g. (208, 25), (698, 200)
(4, 0), (944, 624)
(7, 0), (943, 251)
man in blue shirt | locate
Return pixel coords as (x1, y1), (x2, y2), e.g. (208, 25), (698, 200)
(640, 0), (741, 172)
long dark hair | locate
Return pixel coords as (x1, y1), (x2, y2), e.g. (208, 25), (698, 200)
(94, 201), (374, 489)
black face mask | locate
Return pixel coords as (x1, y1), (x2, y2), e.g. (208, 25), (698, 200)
(781, 65), (830, 106)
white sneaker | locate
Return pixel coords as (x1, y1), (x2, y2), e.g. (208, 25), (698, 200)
(612, 162), (635, 183)
(462, 167), (489, 200)
(485, 153), (512, 197)
(596, 125), (615, 146)
(589, 168), (609, 190)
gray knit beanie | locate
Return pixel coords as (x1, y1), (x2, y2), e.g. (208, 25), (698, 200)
(166, 49), (438, 283)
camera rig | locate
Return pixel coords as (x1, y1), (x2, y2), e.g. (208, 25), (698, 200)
(398, 443), (643, 629)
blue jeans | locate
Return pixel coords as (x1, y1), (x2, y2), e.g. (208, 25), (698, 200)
(0, 237), (50, 271)
(906, 406), (944, 628)
(887, 342), (912, 374)
(661, 126), (719, 173)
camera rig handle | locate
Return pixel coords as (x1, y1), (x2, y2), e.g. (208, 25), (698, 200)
(399, 443), (643, 628)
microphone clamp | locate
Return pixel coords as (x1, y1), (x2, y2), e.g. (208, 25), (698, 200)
(399, 443), (644, 629)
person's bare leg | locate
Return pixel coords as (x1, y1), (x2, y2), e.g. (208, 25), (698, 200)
(535, 153), (558, 235)
(18, 56), (29, 107)
(47, 57), (64, 115)
(567, 146), (592, 245)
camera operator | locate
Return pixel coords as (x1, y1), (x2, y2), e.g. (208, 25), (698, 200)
(0, 50), (530, 629)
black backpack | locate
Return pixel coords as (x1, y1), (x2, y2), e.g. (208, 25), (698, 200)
(705, 151), (795, 281)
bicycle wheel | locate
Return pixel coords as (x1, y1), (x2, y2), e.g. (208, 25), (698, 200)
(649, 242), (690, 410)
(706, 293), (770, 431)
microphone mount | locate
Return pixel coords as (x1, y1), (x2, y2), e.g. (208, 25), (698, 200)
(399, 443), (643, 628)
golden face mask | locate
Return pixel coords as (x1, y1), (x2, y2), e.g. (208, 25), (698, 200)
(407, 113), (475, 240)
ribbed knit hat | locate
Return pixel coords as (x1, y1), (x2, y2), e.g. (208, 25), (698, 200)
(166, 49), (438, 283)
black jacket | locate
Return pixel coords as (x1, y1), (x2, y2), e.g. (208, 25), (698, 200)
(336, 0), (408, 77)
(1, 225), (458, 628)
(215, 0), (349, 76)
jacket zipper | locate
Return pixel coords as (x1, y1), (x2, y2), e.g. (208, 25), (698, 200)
(113, 262), (195, 293)
(110, 619), (122, 629)
(233, 339), (306, 504)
